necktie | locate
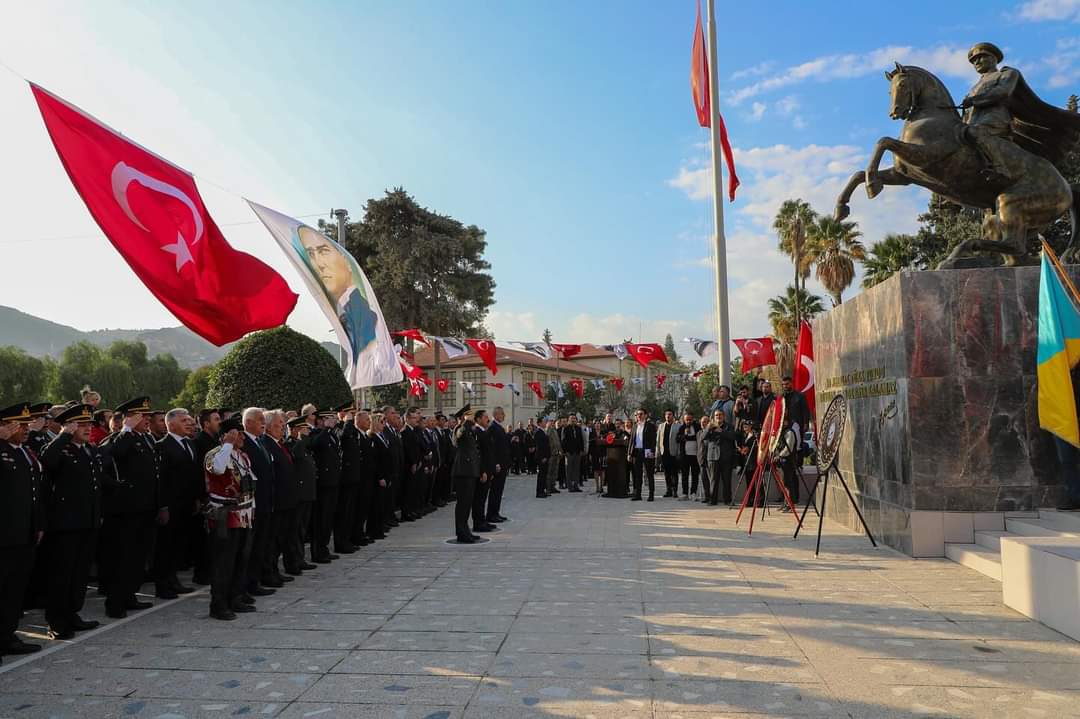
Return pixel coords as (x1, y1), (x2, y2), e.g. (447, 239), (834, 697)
(182, 438), (195, 461)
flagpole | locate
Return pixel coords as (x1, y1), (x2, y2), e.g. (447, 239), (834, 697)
(705, 0), (732, 388)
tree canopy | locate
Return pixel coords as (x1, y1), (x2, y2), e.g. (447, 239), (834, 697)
(862, 233), (917, 288)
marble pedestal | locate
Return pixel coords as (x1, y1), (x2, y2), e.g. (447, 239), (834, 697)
(813, 267), (1069, 556)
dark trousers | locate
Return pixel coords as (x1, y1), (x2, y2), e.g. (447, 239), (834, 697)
(487, 468), (508, 520)
(783, 461), (800, 503)
(536, 457), (549, 496)
(188, 512), (211, 582)
(247, 511), (274, 589)
(295, 501), (313, 564)
(362, 483), (384, 538)
(45, 529), (96, 631)
(526, 450), (536, 474)
(209, 526), (245, 612)
(383, 479), (397, 525)
(454, 475), (476, 538)
(472, 476), (490, 529)
(662, 455), (678, 495)
(436, 465), (452, 503)
(335, 484), (360, 550)
(274, 507), (301, 573)
(312, 486), (338, 559)
(631, 449), (655, 499)
(153, 507), (188, 589)
(680, 455), (700, 496)
(699, 460), (712, 502)
(710, 460), (734, 504)
(101, 511), (155, 613)
(0, 543), (34, 640)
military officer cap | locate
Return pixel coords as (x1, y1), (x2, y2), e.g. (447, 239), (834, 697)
(220, 415), (243, 434)
(317, 409), (338, 419)
(93, 409), (110, 423)
(335, 401), (357, 413)
(287, 417), (308, 429)
(56, 404), (95, 424)
(47, 405), (68, 421)
(115, 396), (153, 416)
(0, 402), (33, 424)
(452, 403), (473, 420)
(27, 402), (51, 418)
(968, 42), (1003, 64)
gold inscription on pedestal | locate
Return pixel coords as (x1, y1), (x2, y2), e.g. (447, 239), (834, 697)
(819, 366), (898, 404)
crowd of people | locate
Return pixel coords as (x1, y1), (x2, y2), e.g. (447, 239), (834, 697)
(0, 389), (507, 662)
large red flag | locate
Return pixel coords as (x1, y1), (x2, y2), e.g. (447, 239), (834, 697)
(550, 343), (582, 359)
(526, 381), (544, 400)
(569, 379), (584, 399)
(689, 1), (740, 201)
(31, 85), (297, 345)
(793, 321), (816, 423)
(465, 339), (498, 375)
(733, 337), (777, 372)
(625, 343), (669, 369)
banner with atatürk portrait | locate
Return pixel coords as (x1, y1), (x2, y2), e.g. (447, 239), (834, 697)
(247, 200), (402, 389)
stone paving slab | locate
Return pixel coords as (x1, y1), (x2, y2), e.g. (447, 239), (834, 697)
(6, 476), (1080, 719)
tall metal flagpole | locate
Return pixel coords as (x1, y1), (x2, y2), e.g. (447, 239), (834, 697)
(705, 0), (732, 388)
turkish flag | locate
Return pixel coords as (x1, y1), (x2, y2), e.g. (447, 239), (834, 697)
(569, 379), (584, 399)
(393, 328), (429, 346)
(408, 378), (427, 397)
(656, 374), (667, 389)
(465, 339), (498, 375)
(611, 377), (625, 392)
(485, 382), (505, 390)
(733, 337), (777, 372)
(526, 381), (544, 400)
(794, 321), (816, 424)
(31, 85), (296, 345)
(435, 378), (450, 393)
(399, 360), (430, 385)
(550, 343), (582, 359)
(625, 343), (668, 369)
(689, 2), (740, 201)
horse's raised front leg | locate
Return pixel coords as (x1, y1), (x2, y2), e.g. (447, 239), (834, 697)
(866, 138), (948, 199)
(836, 167), (911, 220)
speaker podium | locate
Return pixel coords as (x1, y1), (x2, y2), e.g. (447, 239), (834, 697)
(603, 440), (629, 498)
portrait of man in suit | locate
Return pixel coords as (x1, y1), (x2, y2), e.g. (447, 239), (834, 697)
(294, 227), (377, 362)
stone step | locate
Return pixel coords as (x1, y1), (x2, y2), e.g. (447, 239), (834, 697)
(1035, 508), (1080, 533)
(944, 542), (1002, 581)
(1005, 517), (1080, 538)
(1002, 536), (1080, 642)
(974, 530), (1009, 552)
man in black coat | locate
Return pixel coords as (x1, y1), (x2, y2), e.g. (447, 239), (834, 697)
(753, 380), (777, 430)
(339, 409), (371, 552)
(40, 404), (103, 639)
(450, 404), (483, 543)
(380, 407), (404, 529)
(285, 418), (317, 574)
(435, 414), (454, 505)
(99, 396), (162, 619)
(780, 376), (812, 505)
(560, 415), (586, 493)
(472, 411), (497, 533)
(153, 408), (201, 599)
(188, 408), (220, 584)
(629, 408), (658, 501)
(0, 402), (44, 656)
(240, 408), (279, 595)
(486, 407), (513, 521)
(309, 410), (342, 563)
(533, 419), (551, 498)
(400, 408), (426, 521)
(264, 410), (300, 581)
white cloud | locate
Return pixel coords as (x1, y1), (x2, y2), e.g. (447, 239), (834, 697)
(1044, 37), (1080, 87)
(776, 96), (800, 115)
(728, 44), (970, 104)
(750, 102), (767, 120)
(731, 60), (776, 81)
(486, 310), (543, 341)
(1017, 0), (1080, 21)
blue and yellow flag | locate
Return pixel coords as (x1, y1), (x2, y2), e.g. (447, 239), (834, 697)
(1037, 252), (1080, 447)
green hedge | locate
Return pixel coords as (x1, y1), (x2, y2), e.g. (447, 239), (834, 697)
(205, 327), (351, 413)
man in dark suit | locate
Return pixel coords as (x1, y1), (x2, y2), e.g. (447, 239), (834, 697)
(285, 417), (318, 574)
(0, 402), (44, 656)
(400, 408), (426, 521)
(472, 411), (497, 533)
(450, 404), (482, 543)
(339, 407), (371, 551)
(153, 408), (201, 599)
(309, 409), (342, 563)
(40, 404), (103, 639)
(485, 407), (513, 522)
(533, 419), (551, 498)
(435, 413), (454, 505)
(560, 415), (586, 492)
(264, 410), (301, 580)
(780, 376), (811, 506)
(240, 408), (279, 595)
(188, 408), (221, 585)
(379, 406), (403, 530)
(753, 380), (776, 430)
(630, 408), (658, 502)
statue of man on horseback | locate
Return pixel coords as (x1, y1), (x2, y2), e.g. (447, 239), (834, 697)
(835, 42), (1080, 268)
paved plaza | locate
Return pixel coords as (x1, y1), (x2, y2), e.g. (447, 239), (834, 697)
(2, 476), (1079, 719)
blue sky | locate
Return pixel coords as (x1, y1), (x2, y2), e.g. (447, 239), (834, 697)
(2, 0), (1080, 353)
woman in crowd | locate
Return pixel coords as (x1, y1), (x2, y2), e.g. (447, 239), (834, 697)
(676, 413), (700, 500)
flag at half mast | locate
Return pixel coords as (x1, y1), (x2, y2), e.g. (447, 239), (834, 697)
(248, 201), (402, 389)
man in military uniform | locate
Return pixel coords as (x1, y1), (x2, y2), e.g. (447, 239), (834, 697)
(25, 404), (59, 456)
(960, 42), (1020, 182)
(40, 404), (103, 639)
(98, 396), (162, 619)
(336, 403), (364, 553)
(284, 416), (317, 576)
(204, 415), (256, 620)
(450, 404), (482, 543)
(0, 402), (44, 656)
(310, 409), (342, 563)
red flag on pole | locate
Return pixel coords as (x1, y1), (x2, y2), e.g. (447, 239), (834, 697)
(569, 379), (584, 399)
(733, 337), (777, 372)
(794, 321), (816, 423)
(31, 85), (297, 345)
(690, 1), (739, 201)
(465, 339), (498, 375)
(625, 343), (668, 369)
(550, 343), (582, 359)
(656, 374), (667, 389)
(394, 329), (429, 346)
(435, 378), (450, 393)
(526, 381), (544, 400)
(611, 377), (625, 392)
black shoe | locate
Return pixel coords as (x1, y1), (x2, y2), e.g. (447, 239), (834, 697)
(312, 557), (331, 564)
(327, 553), (340, 560)
(261, 577), (284, 588)
(126, 599), (153, 610)
(104, 606), (128, 619)
(536, 494), (548, 498)
(49, 628), (75, 640)
(647, 497), (654, 502)
(1057, 500), (1080, 511)
(210, 608), (237, 621)
(474, 524), (496, 533)
(368, 533), (387, 540)
(456, 535), (477, 544)
(173, 584), (195, 594)
(71, 616), (100, 631)
(1, 639), (42, 655)
(229, 603), (256, 613)
(191, 574), (211, 586)
(335, 545), (357, 554)
(279, 575), (294, 583)
(387, 519), (400, 527)
(550, 489), (561, 494)
(631, 496), (642, 501)
(249, 586), (276, 597)
(284, 567), (303, 576)
(155, 586), (179, 600)
(300, 561), (318, 570)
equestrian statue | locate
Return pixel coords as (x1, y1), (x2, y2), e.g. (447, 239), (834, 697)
(834, 42), (1080, 267)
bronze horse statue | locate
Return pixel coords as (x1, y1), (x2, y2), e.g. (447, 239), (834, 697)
(834, 63), (1080, 267)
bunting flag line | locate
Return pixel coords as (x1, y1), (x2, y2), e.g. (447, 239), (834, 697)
(625, 342), (668, 369)
(733, 336), (777, 372)
(512, 341), (554, 360)
(547, 380), (565, 399)
(394, 344), (415, 364)
(569, 379), (585, 398)
(408, 377), (427, 397)
(656, 374), (667, 389)
(393, 328), (429, 346)
(631, 377), (644, 385)
(485, 382), (505, 390)
(684, 337), (718, 357)
(600, 343), (629, 361)
(590, 379), (605, 390)
(460, 381), (475, 396)
(465, 339), (498, 375)
(506, 383), (522, 396)
(527, 381), (544, 400)
(430, 336), (469, 359)
(611, 377), (625, 392)
(550, 343), (582, 359)
(435, 378), (450, 393)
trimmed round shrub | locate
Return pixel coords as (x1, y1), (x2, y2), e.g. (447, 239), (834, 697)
(205, 326), (351, 413)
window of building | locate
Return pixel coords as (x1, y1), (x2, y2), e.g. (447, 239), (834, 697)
(462, 369), (486, 406)
(434, 371), (456, 412)
(521, 370), (535, 407)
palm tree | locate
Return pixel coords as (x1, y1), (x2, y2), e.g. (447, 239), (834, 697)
(804, 216), (866, 306)
(767, 285), (826, 347)
(862, 233), (917, 289)
(773, 199), (817, 293)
